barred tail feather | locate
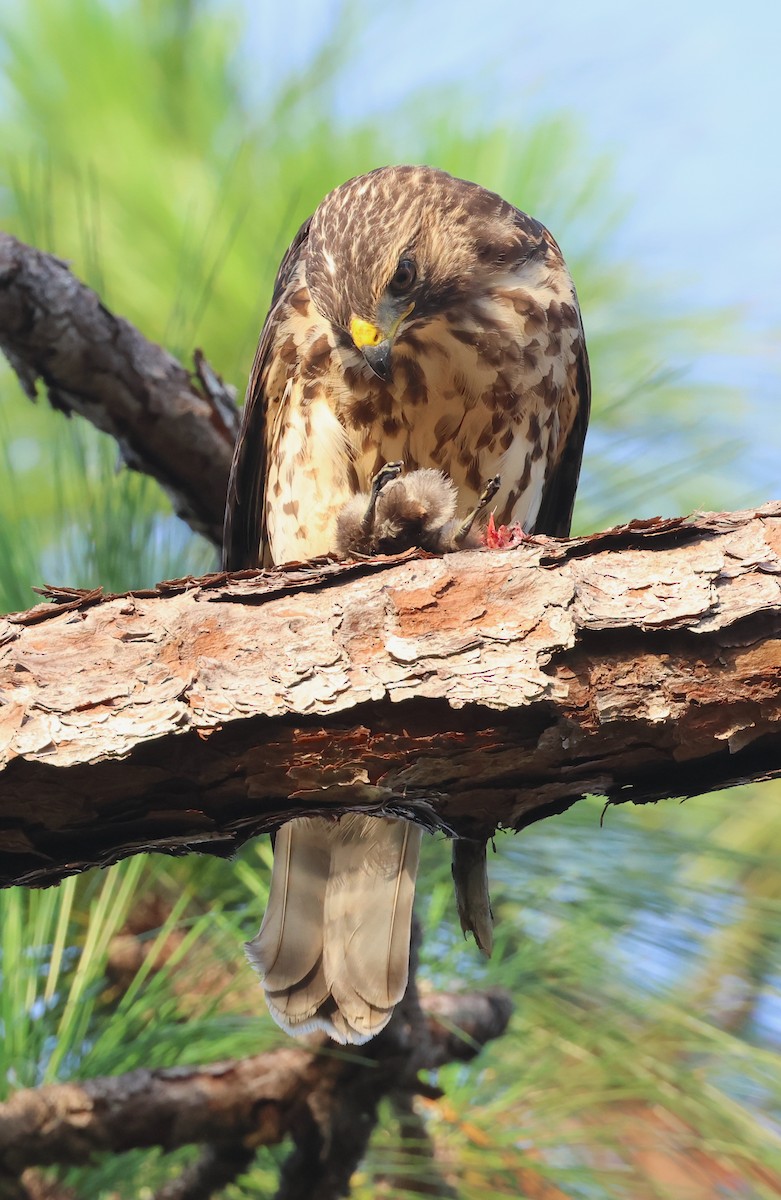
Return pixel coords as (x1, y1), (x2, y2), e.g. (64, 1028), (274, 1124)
(246, 814), (422, 1043)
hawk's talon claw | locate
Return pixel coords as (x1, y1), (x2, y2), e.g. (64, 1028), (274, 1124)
(362, 460), (404, 534)
(453, 473), (502, 545)
(371, 460), (404, 497)
(479, 474), (502, 508)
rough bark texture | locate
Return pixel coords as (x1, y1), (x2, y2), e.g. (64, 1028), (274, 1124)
(0, 233), (238, 546)
(0, 987), (511, 1182)
(2, 503), (781, 888)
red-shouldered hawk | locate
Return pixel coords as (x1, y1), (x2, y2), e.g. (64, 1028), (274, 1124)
(224, 165), (590, 1044)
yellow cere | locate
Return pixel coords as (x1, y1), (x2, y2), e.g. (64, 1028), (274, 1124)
(350, 317), (384, 348)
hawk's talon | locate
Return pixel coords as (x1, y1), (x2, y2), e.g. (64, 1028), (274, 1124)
(371, 459), (404, 497)
(362, 460), (404, 534)
(453, 474), (502, 546)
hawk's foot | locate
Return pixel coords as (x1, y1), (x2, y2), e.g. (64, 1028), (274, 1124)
(336, 468), (501, 558)
(363, 460), (404, 535)
(451, 474), (501, 547)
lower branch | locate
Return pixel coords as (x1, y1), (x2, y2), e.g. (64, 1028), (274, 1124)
(0, 988), (510, 1192)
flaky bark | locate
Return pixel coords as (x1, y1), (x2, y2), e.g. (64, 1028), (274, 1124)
(0, 234), (238, 545)
(2, 503), (781, 888)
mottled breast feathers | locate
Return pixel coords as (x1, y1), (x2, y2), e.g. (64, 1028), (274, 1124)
(223, 163), (590, 571)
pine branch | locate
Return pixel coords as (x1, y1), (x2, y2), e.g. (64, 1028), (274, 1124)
(0, 989), (511, 1187)
(1, 504), (780, 888)
(0, 234), (238, 546)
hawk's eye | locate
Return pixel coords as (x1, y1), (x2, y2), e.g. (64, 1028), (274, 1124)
(389, 258), (417, 294)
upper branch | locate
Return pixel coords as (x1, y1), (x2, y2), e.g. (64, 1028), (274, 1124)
(2, 503), (781, 888)
(0, 234), (239, 546)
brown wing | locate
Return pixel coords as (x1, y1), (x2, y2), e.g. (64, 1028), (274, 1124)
(533, 336), (591, 538)
(222, 217), (312, 570)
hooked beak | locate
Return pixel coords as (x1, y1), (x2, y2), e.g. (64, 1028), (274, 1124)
(360, 338), (393, 381)
(350, 316), (392, 381)
(349, 305), (414, 383)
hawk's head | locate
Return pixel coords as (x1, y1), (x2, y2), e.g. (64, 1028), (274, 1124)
(305, 164), (550, 380)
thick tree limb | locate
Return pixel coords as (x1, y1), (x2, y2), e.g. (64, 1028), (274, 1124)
(1, 503), (781, 888)
(0, 234), (238, 546)
(0, 988), (511, 1181)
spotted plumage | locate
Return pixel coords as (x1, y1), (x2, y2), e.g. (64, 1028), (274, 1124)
(224, 165), (590, 1044)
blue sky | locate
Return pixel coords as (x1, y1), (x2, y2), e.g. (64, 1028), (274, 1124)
(243, 0), (781, 499)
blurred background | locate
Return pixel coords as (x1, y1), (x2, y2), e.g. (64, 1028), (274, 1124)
(1, 1), (780, 1196)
